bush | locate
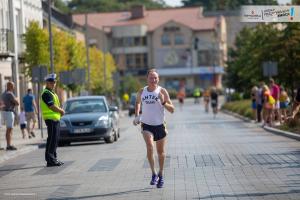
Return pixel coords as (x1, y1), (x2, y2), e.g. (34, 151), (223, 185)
(222, 99), (253, 119)
(168, 89), (177, 99)
(230, 92), (243, 101)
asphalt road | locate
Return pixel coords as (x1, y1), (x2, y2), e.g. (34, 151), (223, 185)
(0, 98), (300, 200)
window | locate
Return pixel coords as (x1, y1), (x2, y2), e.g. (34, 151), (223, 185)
(126, 53), (148, 69)
(161, 34), (170, 45)
(174, 34), (184, 45)
(124, 37), (134, 47)
(197, 50), (212, 66)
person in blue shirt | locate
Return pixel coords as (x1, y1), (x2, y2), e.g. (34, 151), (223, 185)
(22, 88), (37, 138)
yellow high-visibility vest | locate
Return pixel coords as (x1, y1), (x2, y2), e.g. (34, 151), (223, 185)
(40, 88), (61, 121)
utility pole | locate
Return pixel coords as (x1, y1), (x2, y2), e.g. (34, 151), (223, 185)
(85, 13), (91, 94)
(48, 0), (54, 73)
(102, 27), (107, 96)
(9, 0), (20, 99)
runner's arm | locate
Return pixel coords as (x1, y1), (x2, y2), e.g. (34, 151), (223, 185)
(135, 88), (143, 117)
(161, 88), (174, 113)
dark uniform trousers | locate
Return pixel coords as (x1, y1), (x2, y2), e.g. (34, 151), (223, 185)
(45, 119), (60, 163)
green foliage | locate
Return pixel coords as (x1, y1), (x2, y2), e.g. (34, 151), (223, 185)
(23, 22), (117, 95)
(54, 0), (70, 13)
(168, 89), (178, 99)
(225, 23), (300, 97)
(181, 0), (277, 11)
(222, 99), (253, 119)
(120, 75), (143, 96)
(23, 21), (49, 79)
(68, 0), (166, 13)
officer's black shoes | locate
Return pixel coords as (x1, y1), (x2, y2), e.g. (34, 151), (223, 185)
(57, 160), (64, 165)
(46, 160), (64, 167)
(6, 145), (17, 151)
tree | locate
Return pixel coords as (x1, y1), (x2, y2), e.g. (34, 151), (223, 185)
(23, 21), (49, 79)
(276, 23), (300, 98)
(225, 24), (280, 93)
(54, 0), (70, 13)
(67, 0), (166, 13)
(181, 0), (277, 11)
(226, 23), (300, 98)
(89, 47), (117, 94)
(121, 75), (143, 96)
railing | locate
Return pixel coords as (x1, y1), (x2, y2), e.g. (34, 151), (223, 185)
(0, 28), (14, 56)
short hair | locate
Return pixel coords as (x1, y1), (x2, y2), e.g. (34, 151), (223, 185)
(6, 81), (14, 89)
(269, 78), (275, 83)
(27, 88), (32, 93)
(146, 68), (157, 77)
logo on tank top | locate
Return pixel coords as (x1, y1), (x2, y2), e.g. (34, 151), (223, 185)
(142, 94), (159, 104)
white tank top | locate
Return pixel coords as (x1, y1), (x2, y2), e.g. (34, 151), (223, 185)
(140, 86), (165, 125)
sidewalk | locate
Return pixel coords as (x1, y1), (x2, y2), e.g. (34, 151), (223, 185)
(222, 109), (300, 141)
(0, 126), (46, 163)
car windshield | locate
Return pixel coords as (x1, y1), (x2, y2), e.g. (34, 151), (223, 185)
(64, 99), (107, 114)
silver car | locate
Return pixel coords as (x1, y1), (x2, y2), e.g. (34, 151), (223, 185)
(59, 96), (120, 146)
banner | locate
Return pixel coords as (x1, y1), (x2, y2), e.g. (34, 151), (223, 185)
(240, 6), (300, 22)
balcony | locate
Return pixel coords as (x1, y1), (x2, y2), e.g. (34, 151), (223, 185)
(0, 29), (14, 58)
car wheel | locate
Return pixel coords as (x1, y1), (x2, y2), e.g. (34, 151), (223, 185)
(114, 131), (118, 142)
(104, 134), (114, 143)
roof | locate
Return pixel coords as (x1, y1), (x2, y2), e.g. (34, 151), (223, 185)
(72, 7), (219, 32)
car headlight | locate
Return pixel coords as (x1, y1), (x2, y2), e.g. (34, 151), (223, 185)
(95, 116), (109, 128)
(60, 120), (67, 128)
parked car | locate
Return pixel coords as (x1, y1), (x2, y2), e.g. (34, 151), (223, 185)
(59, 96), (120, 146)
(128, 93), (137, 116)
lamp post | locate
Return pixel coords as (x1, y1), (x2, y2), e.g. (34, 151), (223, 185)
(47, 0), (54, 73)
(84, 13), (91, 94)
(102, 26), (109, 96)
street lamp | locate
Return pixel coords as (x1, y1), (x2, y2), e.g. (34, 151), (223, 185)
(84, 13), (91, 94)
(47, 0), (54, 73)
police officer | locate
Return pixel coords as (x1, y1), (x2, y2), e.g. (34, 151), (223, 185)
(41, 74), (65, 167)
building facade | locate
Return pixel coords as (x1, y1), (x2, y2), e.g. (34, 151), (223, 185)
(73, 6), (227, 92)
(0, 0), (42, 98)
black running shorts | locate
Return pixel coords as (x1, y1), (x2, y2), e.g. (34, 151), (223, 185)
(141, 123), (167, 141)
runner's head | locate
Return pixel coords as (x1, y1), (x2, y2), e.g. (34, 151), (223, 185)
(147, 68), (159, 87)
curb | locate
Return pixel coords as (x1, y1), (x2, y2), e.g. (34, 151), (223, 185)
(222, 109), (300, 141)
(0, 142), (45, 164)
(263, 126), (300, 141)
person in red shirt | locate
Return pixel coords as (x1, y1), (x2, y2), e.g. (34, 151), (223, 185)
(269, 78), (280, 124)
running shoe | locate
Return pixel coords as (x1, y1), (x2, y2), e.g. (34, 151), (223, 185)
(157, 175), (164, 188)
(150, 174), (159, 185)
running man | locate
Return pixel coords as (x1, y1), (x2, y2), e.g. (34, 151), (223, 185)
(133, 68), (174, 188)
(210, 87), (218, 118)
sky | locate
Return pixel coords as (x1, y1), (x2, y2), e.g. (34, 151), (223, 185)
(163, 0), (292, 7)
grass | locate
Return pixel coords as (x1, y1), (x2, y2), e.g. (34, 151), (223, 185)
(222, 99), (253, 119)
(222, 99), (300, 134)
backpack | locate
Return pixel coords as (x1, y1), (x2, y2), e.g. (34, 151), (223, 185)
(268, 95), (275, 105)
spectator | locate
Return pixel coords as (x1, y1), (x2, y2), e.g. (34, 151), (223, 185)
(287, 87), (300, 120)
(263, 85), (275, 127)
(251, 86), (258, 121)
(23, 88), (37, 138)
(269, 78), (280, 124)
(279, 87), (289, 123)
(19, 107), (28, 139)
(1, 81), (19, 150)
(256, 82), (264, 123)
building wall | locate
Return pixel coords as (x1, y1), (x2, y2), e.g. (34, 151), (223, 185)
(0, 0), (42, 98)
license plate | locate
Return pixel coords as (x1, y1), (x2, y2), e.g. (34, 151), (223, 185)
(73, 128), (91, 133)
